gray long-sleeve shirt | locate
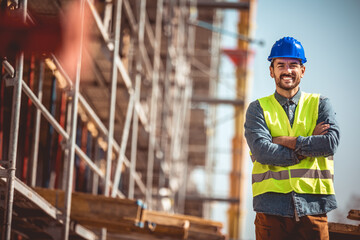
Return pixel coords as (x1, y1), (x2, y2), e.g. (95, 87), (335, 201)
(244, 90), (340, 217)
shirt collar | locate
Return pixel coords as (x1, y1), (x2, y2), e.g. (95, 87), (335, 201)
(274, 89), (301, 106)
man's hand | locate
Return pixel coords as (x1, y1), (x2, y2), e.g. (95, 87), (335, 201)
(272, 136), (306, 161)
(312, 122), (330, 135)
(272, 136), (297, 150)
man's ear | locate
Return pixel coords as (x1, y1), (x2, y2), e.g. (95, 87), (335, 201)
(269, 66), (274, 78)
(300, 65), (306, 78)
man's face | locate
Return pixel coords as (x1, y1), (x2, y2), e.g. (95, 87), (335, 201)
(270, 58), (305, 91)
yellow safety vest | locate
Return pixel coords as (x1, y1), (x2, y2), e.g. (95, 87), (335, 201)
(252, 92), (335, 197)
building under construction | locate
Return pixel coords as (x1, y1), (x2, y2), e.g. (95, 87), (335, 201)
(0, 0), (257, 239)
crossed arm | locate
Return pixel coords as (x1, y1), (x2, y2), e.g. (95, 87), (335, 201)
(272, 121), (330, 150)
(272, 122), (330, 160)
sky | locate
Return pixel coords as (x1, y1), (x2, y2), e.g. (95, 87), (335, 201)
(211, 0), (360, 239)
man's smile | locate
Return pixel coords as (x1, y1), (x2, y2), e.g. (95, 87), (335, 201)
(280, 73), (296, 81)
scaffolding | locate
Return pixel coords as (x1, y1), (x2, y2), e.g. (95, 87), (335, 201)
(0, 0), (255, 239)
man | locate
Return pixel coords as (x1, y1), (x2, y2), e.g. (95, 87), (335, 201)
(244, 36), (340, 240)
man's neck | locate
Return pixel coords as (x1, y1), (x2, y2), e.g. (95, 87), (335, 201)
(276, 87), (299, 99)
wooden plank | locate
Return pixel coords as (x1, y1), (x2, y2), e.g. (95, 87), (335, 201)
(34, 187), (143, 229)
(85, 219), (187, 239)
(143, 211), (189, 227)
(143, 210), (223, 229)
(100, 225), (186, 240)
(89, 219), (187, 239)
(348, 209), (360, 221)
(328, 222), (360, 236)
(72, 216), (142, 233)
(142, 210), (225, 240)
(188, 230), (226, 240)
(138, 210), (190, 239)
(142, 221), (189, 239)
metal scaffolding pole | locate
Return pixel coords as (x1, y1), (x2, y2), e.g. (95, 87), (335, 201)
(2, 1), (27, 239)
(128, 80), (140, 199)
(129, 0), (146, 200)
(176, 74), (193, 214)
(123, 0), (153, 80)
(191, 96), (244, 105)
(146, 0), (164, 209)
(2, 50), (24, 240)
(170, 0), (185, 172)
(62, 0), (86, 238)
(111, 92), (134, 197)
(158, 0), (174, 210)
(105, 0), (123, 197)
(123, 0), (136, 76)
(92, 141), (101, 195)
(30, 61), (44, 187)
(62, 92), (73, 191)
(176, 0), (197, 214)
(103, 0), (113, 34)
(197, 0), (250, 10)
(112, 0), (146, 198)
(169, 0), (188, 212)
(21, 81), (69, 138)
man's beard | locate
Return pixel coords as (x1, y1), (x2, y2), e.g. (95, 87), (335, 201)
(276, 73), (300, 90)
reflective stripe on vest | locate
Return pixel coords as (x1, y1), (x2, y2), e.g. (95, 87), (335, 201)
(252, 169), (333, 184)
(251, 92), (335, 197)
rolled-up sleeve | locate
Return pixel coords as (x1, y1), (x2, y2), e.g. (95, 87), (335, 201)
(244, 100), (299, 166)
(295, 96), (340, 157)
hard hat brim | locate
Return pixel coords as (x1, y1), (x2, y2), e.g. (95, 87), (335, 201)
(267, 56), (307, 64)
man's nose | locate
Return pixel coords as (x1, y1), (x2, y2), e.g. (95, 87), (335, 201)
(285, 65), (292, 73)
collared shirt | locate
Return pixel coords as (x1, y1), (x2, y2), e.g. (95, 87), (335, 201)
(244, 90), (340, 217)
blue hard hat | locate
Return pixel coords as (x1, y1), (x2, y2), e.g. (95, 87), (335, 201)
(267, 37), (307, 63)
